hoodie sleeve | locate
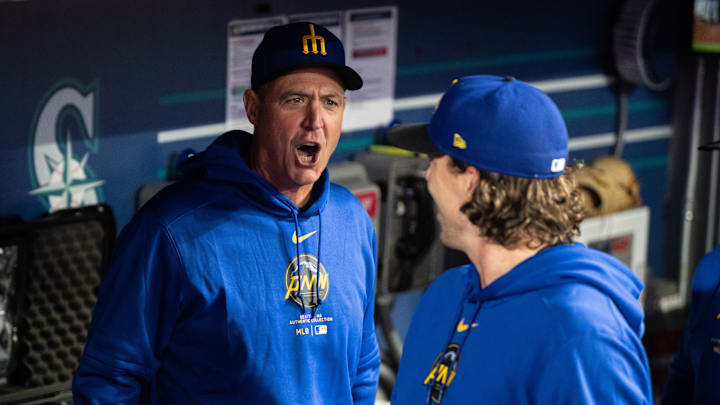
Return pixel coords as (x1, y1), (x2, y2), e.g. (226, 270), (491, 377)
(72, 212), (186, 404)
(660, 273), (704, 405)
(352, 227), (381, 405)
(660, 325), (695, 404)
(660, 246), (720, 404)
(535, 333), (652, 404)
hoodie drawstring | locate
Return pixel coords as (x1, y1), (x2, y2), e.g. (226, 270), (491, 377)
(292, 213), (306, 314)
(292, 212), (324, 316)
(311, 214), (322, 318)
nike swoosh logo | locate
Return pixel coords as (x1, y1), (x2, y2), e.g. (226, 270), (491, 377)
(456, 318), (478, 333)
(292, 230), (317, 244)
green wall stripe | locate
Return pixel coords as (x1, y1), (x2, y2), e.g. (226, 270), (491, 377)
(336, 135), (374, 152)
(562, 99), (668, 121)
(159, 88), (225, 105)
(397, 47), (596, 76)
(628, 155), (668, 170)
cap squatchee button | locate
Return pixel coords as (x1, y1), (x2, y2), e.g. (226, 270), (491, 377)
(503, 76), (516, 81)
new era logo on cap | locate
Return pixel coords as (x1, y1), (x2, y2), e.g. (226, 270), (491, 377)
(453, 133), (467, 149)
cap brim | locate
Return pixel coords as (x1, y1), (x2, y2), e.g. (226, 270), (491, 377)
(335, 66), (363, 90)
(259, 63), (363, 91)
(699, 140), (720, 151)
(305, 63), (362, 90)
(386, 123), (439, 155)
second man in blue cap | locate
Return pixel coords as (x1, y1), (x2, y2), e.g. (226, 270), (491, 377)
(389, 75), (652, 404)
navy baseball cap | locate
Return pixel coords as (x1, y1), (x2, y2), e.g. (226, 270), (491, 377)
(388, 75), (569, 179)
(251, 22), (362, 91)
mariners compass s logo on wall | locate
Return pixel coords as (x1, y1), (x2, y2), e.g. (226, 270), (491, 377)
(28, 80), (104, 212)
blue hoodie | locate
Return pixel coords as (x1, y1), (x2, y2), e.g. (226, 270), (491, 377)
(391, 243), (652, 404)
(661, 244), (720, 405)
(72, 131), (380, 404)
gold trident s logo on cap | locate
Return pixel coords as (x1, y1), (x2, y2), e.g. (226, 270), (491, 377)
(302, 23), (327, 55)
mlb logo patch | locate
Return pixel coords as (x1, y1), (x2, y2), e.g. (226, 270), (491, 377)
(314, 325), (327, 335)
(551, 158), (566, 173)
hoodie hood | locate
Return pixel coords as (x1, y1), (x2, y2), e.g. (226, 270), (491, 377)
(469, 242), (645, 335)
(180, 130), (329, 218)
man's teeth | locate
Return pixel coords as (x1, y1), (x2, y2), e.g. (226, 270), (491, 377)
(298, 143), (318, 163)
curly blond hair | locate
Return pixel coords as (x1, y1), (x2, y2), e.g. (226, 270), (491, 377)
(450, 158), (584, 249)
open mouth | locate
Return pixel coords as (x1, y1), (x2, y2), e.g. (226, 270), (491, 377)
(297, 143), (320, 164)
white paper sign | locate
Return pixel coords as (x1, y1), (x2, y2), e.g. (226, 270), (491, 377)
(288, 11), (343, 39)
(226, 16), (287, 131)
(343, 6), (398, 132)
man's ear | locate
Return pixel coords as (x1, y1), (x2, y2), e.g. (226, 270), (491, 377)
(463, 165), (479, 197)
(243, 89), (260, 125)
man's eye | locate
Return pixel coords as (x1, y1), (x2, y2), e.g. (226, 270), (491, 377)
(287, 97), (303, 104)
(326, 99), (337, 106)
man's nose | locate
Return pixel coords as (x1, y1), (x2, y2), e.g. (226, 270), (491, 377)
(424, 161), (433, 180)
(302, 99), (323, 130)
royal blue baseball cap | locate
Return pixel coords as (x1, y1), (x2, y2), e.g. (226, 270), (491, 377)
(251, 22), (362, 91)
(388, 75), (569, 179)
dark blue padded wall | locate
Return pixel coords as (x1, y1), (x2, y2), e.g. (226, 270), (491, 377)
(0, 0), (681, 277)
